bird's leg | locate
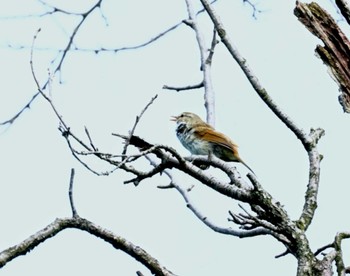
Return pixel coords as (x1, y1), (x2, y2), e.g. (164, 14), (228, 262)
(189, 154), (210, 170)
(208, 152), (213, 162)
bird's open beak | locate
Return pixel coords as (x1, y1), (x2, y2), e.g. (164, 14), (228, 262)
(170, 115), (178, 122)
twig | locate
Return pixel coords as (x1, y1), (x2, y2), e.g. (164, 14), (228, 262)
(275, 249), (291, 259)
(68, 168), (78, 217)
(163, 82), (204, 91)
(63, 130), (137, 176)
(0, 92), (40, 126)
(37, 0), (82, 16)
(121, 94), (158, 158)
(314, 242), (334, 256)
(242, 0), (262, 19)
(31, 31), (120, 176)
(85, 126), (98, 151)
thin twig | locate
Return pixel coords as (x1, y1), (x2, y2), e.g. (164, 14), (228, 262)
(242, 0), (262, 19)
(163, 82), (204, 91)
(121, 94), (158, 158)
(68, 168), (78, 217)
(314, 243), (334, 256)
(85, 126), (98, 151)
(0, 92), (40, 126)
(275, 249), (291, 259)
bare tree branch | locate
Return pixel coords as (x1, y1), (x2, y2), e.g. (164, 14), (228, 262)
(294, 1), (350, 113)
(0, 167), (176, 275)
(146, 155), (281, 239)
(0, 217), (175, 275)
(163, 82), (204, 92)
(121, 94), (158, 158)
(314, 243), (334, 257)
(0, 92), (40, 126)
(68, 168), (78, 218)
(184, 0), (216, 126)
(333, 231), (350, 275)
(242, 0), (262, 19)
(84, 126), (98, 151)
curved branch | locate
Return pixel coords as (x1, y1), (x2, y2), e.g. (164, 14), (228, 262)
(163, 81), (204, 92)
(334, 231), (350, 275)
(296, 128), (324, 230)
(0, 217), (175, 276)
(147, 156), (281, 240)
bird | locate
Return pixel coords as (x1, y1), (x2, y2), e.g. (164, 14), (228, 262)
(171, 112), (255, 174)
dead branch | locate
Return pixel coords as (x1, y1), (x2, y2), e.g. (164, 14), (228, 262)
(335, 0), (350, 25)
(294, 1), (350, 113)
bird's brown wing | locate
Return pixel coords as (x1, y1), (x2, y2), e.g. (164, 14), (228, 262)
(193, 126), (238, 152)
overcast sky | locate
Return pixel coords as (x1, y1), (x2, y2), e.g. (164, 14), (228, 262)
(0, 0), (350, 275)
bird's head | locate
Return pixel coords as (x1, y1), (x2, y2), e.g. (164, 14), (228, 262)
(170, 112), (204, 127)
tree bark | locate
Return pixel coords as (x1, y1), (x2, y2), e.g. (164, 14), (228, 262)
(294, 1), (350, 113)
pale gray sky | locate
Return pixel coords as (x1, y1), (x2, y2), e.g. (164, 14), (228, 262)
(0, 0), (349, 275)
